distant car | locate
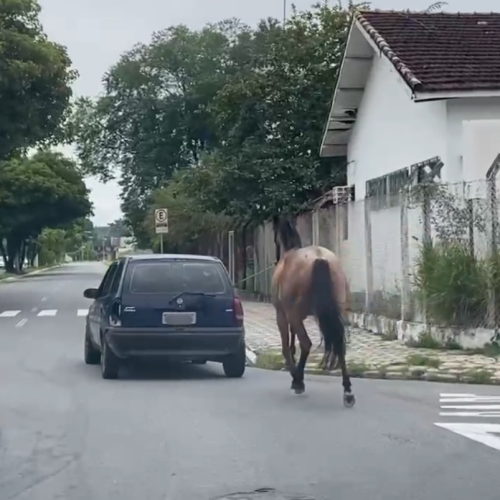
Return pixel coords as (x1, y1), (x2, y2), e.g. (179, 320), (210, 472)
(83, 254), (246, 379)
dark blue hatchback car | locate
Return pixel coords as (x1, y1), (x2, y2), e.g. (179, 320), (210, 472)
(83, 254), (246, 379)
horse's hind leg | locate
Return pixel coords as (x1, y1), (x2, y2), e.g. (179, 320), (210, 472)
(338, 345), (355, 408)
(276, 306), (295, 372)
(289, 320), (312, 395)
(289, 327), (297, 366)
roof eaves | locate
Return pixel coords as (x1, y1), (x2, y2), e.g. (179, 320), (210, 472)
(354, 10), (422, 92)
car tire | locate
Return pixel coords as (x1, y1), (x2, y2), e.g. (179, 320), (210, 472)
(84, 325), (101, 365)
(101, 336), (120, 379)
(222, 343), (246, 378)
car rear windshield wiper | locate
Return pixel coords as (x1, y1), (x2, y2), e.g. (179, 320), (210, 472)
(169, 291), (216, 304)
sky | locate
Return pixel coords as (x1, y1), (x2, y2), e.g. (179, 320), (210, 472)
(38, 0), (498, 226)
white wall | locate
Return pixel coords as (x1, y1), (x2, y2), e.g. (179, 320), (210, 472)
(347, 53), (447, 198)
(337, 52), (500, 313)
(344, 53), (446, 297)
(447, 98), (500, 184)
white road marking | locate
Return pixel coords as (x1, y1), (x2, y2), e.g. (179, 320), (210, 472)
(438, 393), (500, 417)
(0, 310), (21, 317)
(37, 310), (57, 317)
(15, 318), (27, 328)
(31, 307), (38, 313)
(41, 297), (47, 302)
(441, 405), (500, 410)
(77, 309), (89, 317)
(440, 397), (500, 403)
(435, 423), (500, 452)
(440, 411), (500, 417)
(440, 393), (475, 398)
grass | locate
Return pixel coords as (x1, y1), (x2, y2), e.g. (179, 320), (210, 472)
(414, 242), (488, 327)
(466, 342), (500, 358)
(346, 362), (370, 376)
(255, 351), (284, 371)
(463, 369), (493, 384)
(407, 353), (440, 368)
(381, 331), (398, 341)
(406, 332), (443, 349)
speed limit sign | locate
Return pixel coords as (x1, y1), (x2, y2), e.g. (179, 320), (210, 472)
(155, 208), (168, 234)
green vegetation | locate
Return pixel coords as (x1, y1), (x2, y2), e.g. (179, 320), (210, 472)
(414, 242), (488, 326)
(406, 332), (444, 350)
(463, 369), (493, 384)
(407, 353), (440, 369)
(71, 2), (368, 253)
(0, 0), (91, 273)
(411, 183), (500, 329)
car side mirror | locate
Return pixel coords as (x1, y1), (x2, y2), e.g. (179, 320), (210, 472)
(83, 288), (98, 299)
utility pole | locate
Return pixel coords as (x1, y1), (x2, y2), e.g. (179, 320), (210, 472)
(283, 0), (286, 24)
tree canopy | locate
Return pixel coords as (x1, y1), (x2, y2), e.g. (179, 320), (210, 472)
(0, 0), (77, 160)
(72, 1), (366, 250)
(0, 150), (92, 271)
(0, 0), (87, 272)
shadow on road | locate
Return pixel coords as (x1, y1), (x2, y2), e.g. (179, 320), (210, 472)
(80, 359), (230, 382)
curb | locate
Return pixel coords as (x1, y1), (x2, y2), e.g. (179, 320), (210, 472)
(245, 346), (257, 367)
(252, 351), (500, 385)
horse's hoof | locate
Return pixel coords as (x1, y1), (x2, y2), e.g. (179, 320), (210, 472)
(291, 379), (305, 394)
(343, 393), (355, 408)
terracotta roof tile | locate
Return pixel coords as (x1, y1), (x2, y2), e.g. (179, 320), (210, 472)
(355, 10), (500, 92)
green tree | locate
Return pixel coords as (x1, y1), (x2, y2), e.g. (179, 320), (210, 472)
(71, 20), (249, 242)
(0, 150), (92, 272)
(186, 2), (364, 223)
(0, 0), (77, 159)
(72, 2), (364, 247)
(144, 180), (233, 254)
(37, 228), (66, 266)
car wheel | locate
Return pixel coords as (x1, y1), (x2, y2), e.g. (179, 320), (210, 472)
(101, 336), (120, 379)
(222, 343), (246, 378)
(84, 325), (101, 365)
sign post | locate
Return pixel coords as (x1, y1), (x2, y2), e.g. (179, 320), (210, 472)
(155, 208), (169, 254)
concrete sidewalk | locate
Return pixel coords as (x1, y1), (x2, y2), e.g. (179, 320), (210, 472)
(243, 300), (500, 384)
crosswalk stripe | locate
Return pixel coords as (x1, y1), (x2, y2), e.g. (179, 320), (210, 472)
(0, 309), (91, 317)
(438, 393), (500, 418)
(37, 310), (57, 317)
(440, 411), (500, 417)
(0, 310), (21, 317)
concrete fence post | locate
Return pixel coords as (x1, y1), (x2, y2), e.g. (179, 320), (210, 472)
(486, 155), (500, 333)
(364, 198), (374, 313)
(400, 189), (411, 321)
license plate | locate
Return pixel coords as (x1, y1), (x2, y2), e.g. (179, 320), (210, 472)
(162, 312), (196, 326)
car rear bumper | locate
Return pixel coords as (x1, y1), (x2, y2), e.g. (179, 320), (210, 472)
(104, 326), (245, 360)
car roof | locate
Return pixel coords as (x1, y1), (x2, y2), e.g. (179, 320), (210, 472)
(123, 254), (220, 263)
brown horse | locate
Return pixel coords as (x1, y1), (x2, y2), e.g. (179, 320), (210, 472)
(271, 215), (355, 407)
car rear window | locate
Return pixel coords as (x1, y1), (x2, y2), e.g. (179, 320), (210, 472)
(127, 261), (228, 294)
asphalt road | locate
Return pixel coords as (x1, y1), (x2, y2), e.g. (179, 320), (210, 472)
(1, 263), (500, 500)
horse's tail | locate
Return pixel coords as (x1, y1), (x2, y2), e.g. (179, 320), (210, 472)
(310, 258), (345, 358)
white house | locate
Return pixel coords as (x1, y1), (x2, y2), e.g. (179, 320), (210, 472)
(318, 10), (500, 317)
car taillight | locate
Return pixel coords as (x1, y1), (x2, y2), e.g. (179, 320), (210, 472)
(109, 301), (121, 327)
(234, 297), (244, 325)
